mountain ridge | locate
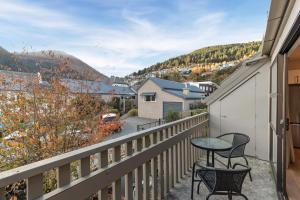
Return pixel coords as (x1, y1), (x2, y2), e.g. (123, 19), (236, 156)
(133, 41), (261, 76)
(0, 47), (108, 82)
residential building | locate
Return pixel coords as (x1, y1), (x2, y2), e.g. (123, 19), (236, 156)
(1, 0), (300, 199)
(0, 70), (39, 92)
(205, 0), (300, 198)
(138, 77), (205, 119)
(60, 78), (137, 104)
(187, 81), (218, 96)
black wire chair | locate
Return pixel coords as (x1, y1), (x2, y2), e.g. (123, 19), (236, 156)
(216, 133), (252, 181)
(191, 163), (251, 200)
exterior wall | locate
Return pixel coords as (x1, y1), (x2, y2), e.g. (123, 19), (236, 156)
(254, 62), (271, 160)
(101, 94), (115, 102)
(138, 80), (184, 119)
(208, 63), (270, 160)
(209, 101), (221, 138)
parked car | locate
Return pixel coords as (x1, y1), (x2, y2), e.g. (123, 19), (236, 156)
(100, 113), (122, 133)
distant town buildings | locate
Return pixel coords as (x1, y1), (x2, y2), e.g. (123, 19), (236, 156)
(186, 81), (219, 96)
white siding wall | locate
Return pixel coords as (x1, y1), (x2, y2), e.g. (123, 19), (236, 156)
(209, 101), (221, 137)
(208, 63), (270, 160)
(255, 63), (271, 160)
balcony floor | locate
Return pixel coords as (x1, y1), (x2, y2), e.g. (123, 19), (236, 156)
(166, 157), (277, 200)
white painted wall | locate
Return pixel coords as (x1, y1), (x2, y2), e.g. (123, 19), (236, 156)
(209, 101), (221, 137)
(208, 63), (270, 160)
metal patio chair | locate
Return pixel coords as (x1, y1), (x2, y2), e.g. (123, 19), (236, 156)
(216, 133), (252, 181)
(191, 163), (251, 200)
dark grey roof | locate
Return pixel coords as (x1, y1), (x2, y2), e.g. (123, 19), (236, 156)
(140, 77), (205, 100)
(60, 79), (136, 96)
(164, 89), (205, 100)
(0, 70), (38, 91)
(149, 77), (203, 92)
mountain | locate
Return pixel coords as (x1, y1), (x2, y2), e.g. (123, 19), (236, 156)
(131, 41), (261, 84)
(0, 47), (108, 82)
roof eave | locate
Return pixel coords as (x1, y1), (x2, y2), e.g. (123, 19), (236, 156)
(262, 0), (290, 55)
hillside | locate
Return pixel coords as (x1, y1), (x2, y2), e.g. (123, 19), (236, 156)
(0, 47), (108, 82)
(132, 41), (261, 84)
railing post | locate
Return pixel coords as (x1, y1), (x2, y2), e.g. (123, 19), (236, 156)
(168, 127), (174, 189)
(112, 145), (122, 200)
(57, 163), (71, 187)
(79, 156), (90, 177)
(27, 174), (43, 200)
(150, 132), (158, 200)
(158, 130), (164, 199)
(163, 128), (169, 196)
(174, 125), (179, 184)
(177, 124), (182, 181)
(125, 141), (134, 200)
(143, 135), (151, 200)
(135, 138), (143, 200)
(97, 150), (108, 200)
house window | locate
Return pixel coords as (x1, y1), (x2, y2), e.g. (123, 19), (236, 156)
(144, 95), (156, 102)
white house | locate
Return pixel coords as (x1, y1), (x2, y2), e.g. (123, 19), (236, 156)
(205, 0), (300, 198)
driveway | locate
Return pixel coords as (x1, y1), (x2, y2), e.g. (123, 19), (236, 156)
(106, 117), (155, 140)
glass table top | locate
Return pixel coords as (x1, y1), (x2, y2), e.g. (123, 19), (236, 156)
(191, 137), (232, 151)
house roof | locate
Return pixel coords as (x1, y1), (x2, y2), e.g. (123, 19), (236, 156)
(149, 77), (203, 92)
(262, 0), (289, 55)
(139, 77), (205, 100)
(0, 70), (39, 92)
(204, 55), (269, 105)
(60, 79), (136, 96)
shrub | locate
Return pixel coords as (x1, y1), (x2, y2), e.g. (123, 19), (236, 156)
(128, 109), (138, 117)
(189, 102), (207, 110)
(190, 109), (206, 116)
(166, 111), (180, 122)
(108, 97), (120, 110)
(108, 109), (119, 114)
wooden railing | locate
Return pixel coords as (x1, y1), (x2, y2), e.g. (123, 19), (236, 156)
(136, 119), (166, 131)
(0, 112), (209, 200)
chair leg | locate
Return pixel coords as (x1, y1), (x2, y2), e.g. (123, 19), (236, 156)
(191, 163), (196, 199)
(206, 193), (212, 200)
(197, 181), (202, 194)
(243, 156), (253, 181)
(227, 158), (231, 168)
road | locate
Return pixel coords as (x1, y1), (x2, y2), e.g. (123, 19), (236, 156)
(106, 117), (155, 140)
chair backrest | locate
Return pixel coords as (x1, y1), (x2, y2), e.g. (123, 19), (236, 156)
(214, 167), (251, 193)
(231, 133), (250, 156)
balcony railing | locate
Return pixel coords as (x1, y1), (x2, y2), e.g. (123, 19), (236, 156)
(0, 112), (209, 200)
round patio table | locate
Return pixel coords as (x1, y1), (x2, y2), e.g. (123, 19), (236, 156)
(191, 137), (232, 167)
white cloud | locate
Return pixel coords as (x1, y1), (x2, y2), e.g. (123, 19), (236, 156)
(0, 0), (264, 76)
(0, 0), (77, 29)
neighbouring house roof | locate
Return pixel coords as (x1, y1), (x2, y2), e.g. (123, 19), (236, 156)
(60, 79), (136, 96)
(204, 55), (269, 105)
(139, 77), (205, 100)
(0, 70), (40, 92)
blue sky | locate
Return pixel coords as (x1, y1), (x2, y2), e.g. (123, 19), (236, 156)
(0, 0), (270, 76)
